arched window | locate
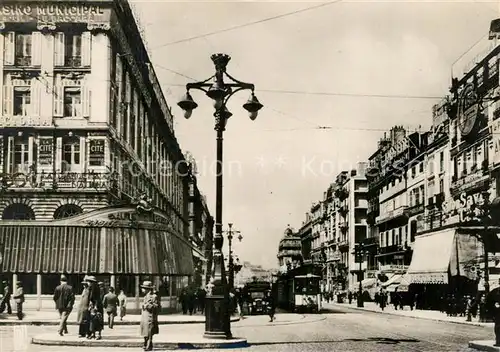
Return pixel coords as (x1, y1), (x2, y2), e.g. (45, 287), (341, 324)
(53, 204), (83, 219)
(2, 203), (35, 220)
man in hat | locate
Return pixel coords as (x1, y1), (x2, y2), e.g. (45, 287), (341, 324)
(13, 281), (24, 320)
(53, 275), (75, 336)
(140, 281), (159, 351)
(1, 280), (12, 314)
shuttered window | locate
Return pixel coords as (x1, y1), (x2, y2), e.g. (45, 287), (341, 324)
(54, 31), (91, 67)
(14, 33), (32, 66)
(4, 32), (15, 65)
(54, 81), (90, 118)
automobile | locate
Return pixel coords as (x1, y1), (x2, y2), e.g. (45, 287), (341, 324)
(248, 291), (267, 315)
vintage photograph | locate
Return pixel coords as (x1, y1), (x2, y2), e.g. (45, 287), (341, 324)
(1, 0), (500, 351)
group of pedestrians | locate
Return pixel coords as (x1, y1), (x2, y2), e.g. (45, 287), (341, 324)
(53, 275), (128, 339)
(0, 280), (25, 320)
(178, 286), (206, 315)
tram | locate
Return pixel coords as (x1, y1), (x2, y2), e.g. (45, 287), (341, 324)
(276, 265), (322, 313)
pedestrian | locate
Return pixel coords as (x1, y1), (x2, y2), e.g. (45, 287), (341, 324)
(466, 295), (472, 322)
(76, 279), (91, 338)
(187, 286), (195, 315)
(265, 290), (275, 322)
(179, 287), (188, 314)
(103, 286), (119, 329)
(118, 289), (127, 321)
(348, 291), (353, 304)
(0, 280), (12, 314)
(13, 281), (24, 320)
(140, 281), (160, 352)
(53, 275), (75, 336)
(198, 287), (206, 314)
(88, 303), (103, 340)
(97, 281), (106, 331)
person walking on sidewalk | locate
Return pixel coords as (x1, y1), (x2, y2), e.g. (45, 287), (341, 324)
(76, 280), (91, 338)
(265, 290), (275, 322)
(103, 286), (119, 329)
(487, 279), (500, 346)
(140, 281), (160, 352)
(118, 289), (127, 321)
(53, 275), (75, 336)
(1, 280), (12, 314)
(13, 281), (24, 320)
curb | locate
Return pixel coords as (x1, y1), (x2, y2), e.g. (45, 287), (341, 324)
(0, 316), (239, 326)
(31, 336), (249, 349)
(469, 341), (500, 351)
(332, 304), (488, 327)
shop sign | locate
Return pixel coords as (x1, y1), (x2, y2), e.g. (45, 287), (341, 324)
(0, 4), (110, 23)
(38, 138), (53, 165)
(0, 170), (111, 190)
(88, 140), (105, 166)
(490, 119), (500, 165)
(442, 191), (487, 222)
(451, 171), (488, 192)
(0, 115), (52, 128)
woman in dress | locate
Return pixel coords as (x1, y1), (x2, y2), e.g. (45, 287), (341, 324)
(118, 289), (127, 321)
(140, 281), (160, 351)
(76, 280), (90, 338)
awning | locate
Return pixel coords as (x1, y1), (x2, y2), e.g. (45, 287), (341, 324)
(386, 284), (399, 292)
(0, 224), (194, 276)
(381, 274), (402, 287)
(192, 248), (207, 262)
(406, 229), (456, 284)
(396, 275), (411, 292)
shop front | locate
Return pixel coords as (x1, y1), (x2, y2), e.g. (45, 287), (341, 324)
(405, 228), (483, 309)
(0, 205), (197, 312)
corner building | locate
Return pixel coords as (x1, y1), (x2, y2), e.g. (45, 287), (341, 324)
(0, 0), (198, 310)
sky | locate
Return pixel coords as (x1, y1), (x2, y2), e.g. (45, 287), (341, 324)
(129, 0), (499, 269)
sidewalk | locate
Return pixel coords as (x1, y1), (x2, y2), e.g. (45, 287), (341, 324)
(0, 311), (239, 325)
(469, 341), (500, 351)
(30, 313), (315, 349)
(325, 302), (493, 327)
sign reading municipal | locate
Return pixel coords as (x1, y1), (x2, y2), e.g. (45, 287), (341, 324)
(0, 4), (110, 23)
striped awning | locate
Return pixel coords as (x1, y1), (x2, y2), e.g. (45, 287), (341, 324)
(0, 225), (194, 276)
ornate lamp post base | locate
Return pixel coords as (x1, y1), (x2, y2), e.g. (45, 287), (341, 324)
(204, 295), (231, 339)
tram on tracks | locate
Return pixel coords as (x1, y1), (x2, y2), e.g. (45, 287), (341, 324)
(276, 265), (322, 313)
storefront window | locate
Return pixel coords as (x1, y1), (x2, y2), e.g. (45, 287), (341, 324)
(116, 275), (136, 296)
(42, 274), (61, 295)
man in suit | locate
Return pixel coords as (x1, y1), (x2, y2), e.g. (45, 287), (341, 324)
(13, 281), (24, 320)
(103, 287), (119, 329)
(53, 275), (75, 336)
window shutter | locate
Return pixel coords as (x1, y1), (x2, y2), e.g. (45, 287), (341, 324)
(3, 85), (13, 116)
(31, 80), (41, 116)
(53, 85), (64, 117)
(82, 86), (90, 117)
(4, 32), (15, 65)
(81, 32), (91, 67)
(31, 32), (43, 66)
(53, 32), (65, 66)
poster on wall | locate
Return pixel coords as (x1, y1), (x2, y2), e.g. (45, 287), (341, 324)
(38, 137), (53, 165)
(88, 140), (105, 166)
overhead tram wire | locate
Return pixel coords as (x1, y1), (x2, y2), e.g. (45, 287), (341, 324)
(150, 0), (343, 50)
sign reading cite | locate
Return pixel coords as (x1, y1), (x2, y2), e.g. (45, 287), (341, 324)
(0, 4), (110, 23)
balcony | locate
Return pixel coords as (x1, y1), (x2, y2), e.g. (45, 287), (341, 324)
(375, 206), (408, 225)
(15, 56), (32, 66)
(65, 56), (82, 67)
(0, 171), (113, 192)
(405, 203), (424, 217)
(377, 244), (405, 256)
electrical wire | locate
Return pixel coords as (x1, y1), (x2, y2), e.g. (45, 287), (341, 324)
(150, 0), (343, 50)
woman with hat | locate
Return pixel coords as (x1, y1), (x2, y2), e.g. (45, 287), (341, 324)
(77, 279), (91, 338)
(140, 281), (160, 351)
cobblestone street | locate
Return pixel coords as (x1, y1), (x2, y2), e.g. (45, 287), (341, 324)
(0, 305), (492, 351)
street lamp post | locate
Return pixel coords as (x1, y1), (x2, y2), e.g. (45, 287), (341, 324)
(178, 54), (263, 339)
(354, 243), (365, 308)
